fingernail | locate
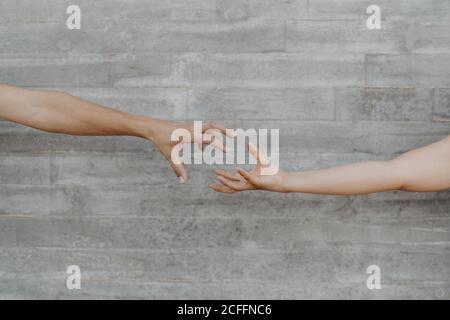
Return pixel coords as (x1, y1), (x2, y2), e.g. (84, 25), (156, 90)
(179, 176), (186, 184)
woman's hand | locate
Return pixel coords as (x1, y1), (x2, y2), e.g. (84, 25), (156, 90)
(211, 136), (450, 195)
(209, 167), (287, 194)
(209, 144), (287, 193)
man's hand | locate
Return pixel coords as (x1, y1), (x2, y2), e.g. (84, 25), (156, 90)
(145, 119), (228, 183)
(0, 83), (228, 184)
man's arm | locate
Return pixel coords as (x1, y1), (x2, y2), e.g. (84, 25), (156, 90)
(0, 83), (151, 137)
(0, 83), (226, 183)
(211, 136), (450, 195)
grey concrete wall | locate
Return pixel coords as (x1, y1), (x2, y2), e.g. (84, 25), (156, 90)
(0, 0), (449, 299)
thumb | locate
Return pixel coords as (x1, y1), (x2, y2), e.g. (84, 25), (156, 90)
(167, 142), (188, 183)
(169, 160), (188, 184)
(237, 168), (258, 185)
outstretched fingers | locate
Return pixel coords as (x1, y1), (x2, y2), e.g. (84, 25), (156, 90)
(169, 160), (187, 184)
(168, 143), (188, 183)
(204, 121), (228, 136)
(214, 169), (242, 181)
(202, 129), (227, 152)
(236, 167), (258, 185)
(248, 142), (272, 170)
(208, 183), (237, 194)
(216, 175), (251, 191)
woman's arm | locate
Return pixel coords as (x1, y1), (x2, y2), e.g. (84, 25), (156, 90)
(0, 83), (226, 183)
(210, 136), (450, 195)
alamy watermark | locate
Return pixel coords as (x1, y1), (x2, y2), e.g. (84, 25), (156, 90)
(66, 265), (81, 290)
(366, 265), (382, 290)
(366, 5), (381, 30)
(66, 5), (81, 30)
(170, 121), (280, 176)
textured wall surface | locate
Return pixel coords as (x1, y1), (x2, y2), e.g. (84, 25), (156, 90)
(0, 0), (449, 299)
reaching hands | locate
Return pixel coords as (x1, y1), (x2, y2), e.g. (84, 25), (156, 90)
(1, 83), (449, 194)
(209, 144), (286, 193)
(210, 167), (287, 193)
(146, 119), (227, 183)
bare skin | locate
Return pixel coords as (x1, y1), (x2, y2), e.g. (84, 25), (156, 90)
(2, 83), (448, 193)
(0, 83), (227, 183)
(210, 136), (450, 195)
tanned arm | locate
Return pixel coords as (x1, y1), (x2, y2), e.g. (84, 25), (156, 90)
(0, 83), (226, 183)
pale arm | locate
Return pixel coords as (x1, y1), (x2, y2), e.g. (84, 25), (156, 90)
(283, 136), (450, 194)
(211, 136), (450, 195)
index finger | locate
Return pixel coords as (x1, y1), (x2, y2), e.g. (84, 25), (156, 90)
(204, 121), (234, 138)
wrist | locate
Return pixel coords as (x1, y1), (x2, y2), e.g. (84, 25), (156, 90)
(276, 170), (293, 193)
(130, 115), (159, 141)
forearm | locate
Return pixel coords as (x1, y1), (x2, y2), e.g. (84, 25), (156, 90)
(281, 161), (404, 195)
(280, 136), (450, 195)
(1, 83), (227, 183)
(0, 83), (153, 138)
